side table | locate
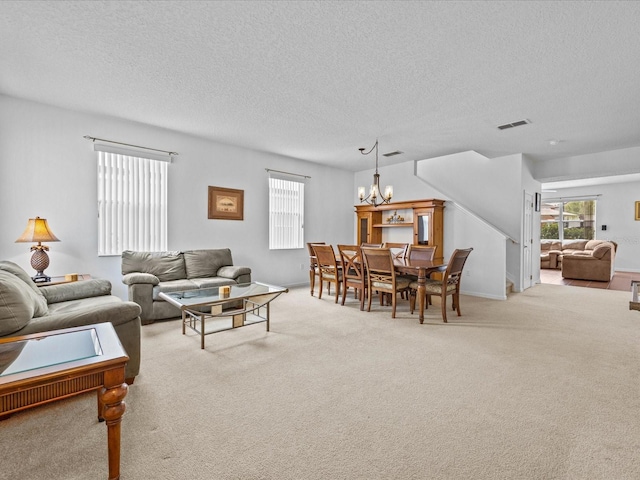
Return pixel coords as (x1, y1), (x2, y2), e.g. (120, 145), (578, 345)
(0, 323), (129, 480)
(35, 273), (91, 287)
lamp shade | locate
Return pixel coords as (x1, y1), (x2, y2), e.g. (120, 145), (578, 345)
(15, 217), (60, 243)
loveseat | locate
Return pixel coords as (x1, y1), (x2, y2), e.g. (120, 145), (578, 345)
(0, 261), (141, 382)
(540, 239), (617, 282)
(121, 249), (251, 324)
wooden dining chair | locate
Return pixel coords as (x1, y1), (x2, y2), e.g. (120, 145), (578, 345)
(406, 244), (437, 261)
(337, 244), (366, 310)
(362, 247), (412, 318)
(312, 244), (343, 303)
(409, 248), (473, 322)
(361, 243), (383, 248)
(383, 242), (409, 259)
(405, 245), (437, 302)
(307, 242), (325, 296)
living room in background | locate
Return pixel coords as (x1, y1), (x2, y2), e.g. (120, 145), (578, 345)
(541, 197), (597, 242)
(267, 169), (308, 250)
(91, 138), (173, 256)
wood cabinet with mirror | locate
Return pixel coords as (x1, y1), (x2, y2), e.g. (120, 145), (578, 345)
(355, 199), (445, 260)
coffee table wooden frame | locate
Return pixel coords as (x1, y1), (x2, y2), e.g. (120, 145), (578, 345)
(0, 323), (129, 480)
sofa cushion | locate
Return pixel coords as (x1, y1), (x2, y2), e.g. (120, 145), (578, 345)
(152, 279), (200, 300)
(0, 261), (48, 317)
(0, 270), (34, 336)
(562, 249), (587, 256)
(183, 249), (233, 279)
(540, 240), (561, 252)
(561, 240), (588, 251)
(122, 250), (186, 282)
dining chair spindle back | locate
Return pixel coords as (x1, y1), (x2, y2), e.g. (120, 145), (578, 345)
(409, 248), (473, 322)
(307, 242), (326, 296)
(383, 242), (409, 259)
(312, 244), (343, 303)
(337, 244), (366, 310)
(362, 247), (412, 318)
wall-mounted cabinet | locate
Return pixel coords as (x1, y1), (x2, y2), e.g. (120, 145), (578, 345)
(355, 199), (445, 260)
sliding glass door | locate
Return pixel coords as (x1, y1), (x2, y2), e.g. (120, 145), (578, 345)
(541, 199), (596, 241)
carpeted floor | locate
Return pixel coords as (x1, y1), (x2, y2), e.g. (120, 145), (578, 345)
(1, 284), (639, 479)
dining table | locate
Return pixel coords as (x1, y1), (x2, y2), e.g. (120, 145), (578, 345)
(393, 257), (448, 324)
(325, 248), (447, 323)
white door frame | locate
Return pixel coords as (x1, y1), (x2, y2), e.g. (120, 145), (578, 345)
(522, 191), (534, 289)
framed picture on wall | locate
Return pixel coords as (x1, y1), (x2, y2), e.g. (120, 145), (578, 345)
(208, 186), (244, 220)
(635, 201), (640, 221)
(534, 192), (541, 212)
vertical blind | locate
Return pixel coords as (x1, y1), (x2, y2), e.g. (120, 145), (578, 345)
(97, 151), (168, 255)
(269, 176), (305, 249)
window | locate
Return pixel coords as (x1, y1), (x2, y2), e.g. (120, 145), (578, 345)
(540, 198), (596, 241)
(97, 150), (168, 255)
(268, 174), (304, 249)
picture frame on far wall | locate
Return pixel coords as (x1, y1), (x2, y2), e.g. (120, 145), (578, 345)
(208, 186), (244, 220)
(635, 201), (640, 221)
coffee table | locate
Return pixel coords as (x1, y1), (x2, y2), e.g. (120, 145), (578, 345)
(0, 322), (129, 480)
(159, 282), (288, 349)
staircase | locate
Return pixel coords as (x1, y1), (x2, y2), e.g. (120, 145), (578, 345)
(506, 279), (514, 296)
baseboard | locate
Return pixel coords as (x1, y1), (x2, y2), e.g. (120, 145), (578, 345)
(460, 290), (507, 301)
(615, 268), (640, 274)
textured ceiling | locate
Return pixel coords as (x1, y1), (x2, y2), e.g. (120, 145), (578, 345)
(1, 0), (640, 172)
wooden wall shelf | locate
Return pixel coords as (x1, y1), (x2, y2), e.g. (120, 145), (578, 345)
(373, 223), (413, 228)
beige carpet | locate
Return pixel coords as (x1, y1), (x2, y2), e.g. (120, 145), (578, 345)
(1, 284), (639, 480)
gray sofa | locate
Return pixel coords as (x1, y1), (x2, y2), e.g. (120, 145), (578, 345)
(0, 261), (141, 382)
(121, 249), (252, 324)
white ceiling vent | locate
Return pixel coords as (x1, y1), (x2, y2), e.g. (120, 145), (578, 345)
(497, 119), (531, 130)
(382, 151), (403, 157)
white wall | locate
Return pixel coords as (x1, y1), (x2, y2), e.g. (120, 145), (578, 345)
(415, 151), (536, 294)
(446, 203), (507, 300)
(541, 180), (640, 272)
(534, 145), (640, 182)
(0, 95), (355, 299)
(355, 157), (510, 299)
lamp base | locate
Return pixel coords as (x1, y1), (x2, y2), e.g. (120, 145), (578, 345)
(32, 272), (52, 283)
(30, 248), (51, 283)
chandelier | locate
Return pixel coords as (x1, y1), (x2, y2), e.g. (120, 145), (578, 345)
(357, 139), (393, 207)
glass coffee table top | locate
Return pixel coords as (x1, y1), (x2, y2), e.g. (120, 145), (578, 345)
(161, 282), (287, 308)
(159, 282), (289, 349)
(0, 328), (103, 377)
